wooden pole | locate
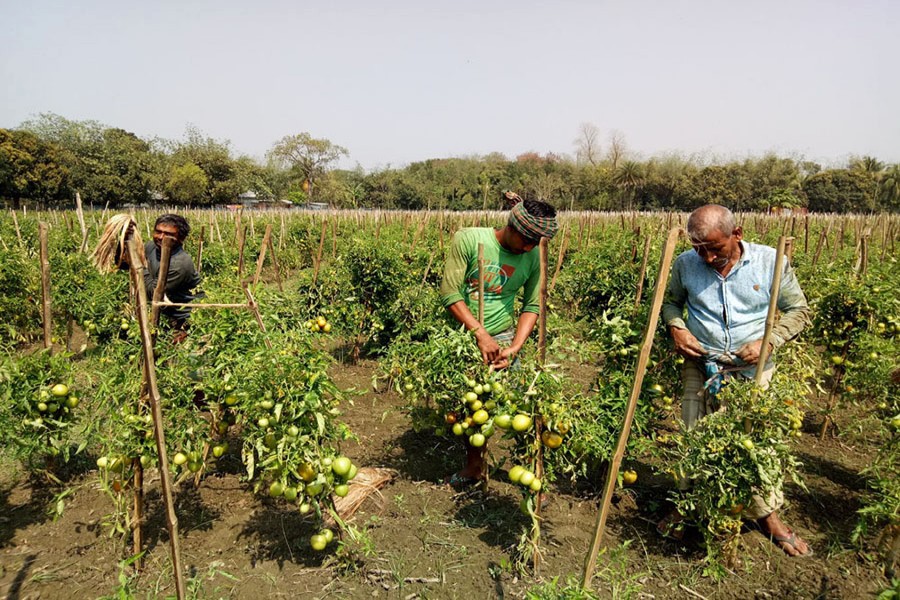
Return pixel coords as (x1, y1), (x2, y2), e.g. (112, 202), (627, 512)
(582, 228), (680, 590)
(477, 243), (485, 324)
(633, 236), (653, 311)
(150, 237), (174, 330)
(242, 283), (272, 350)
(331, 219), (338, 259)
(266, 235), (284, 292)
(196, 226), (205, 275)
(39, 222), (52, 350)
(237, 225), (247, 276)
(253, 224), (272, 287)
(126, 239), (187, 600)
(531, 238), (551, 572)
(548, 226), (569, 294)
(312, 218), (327, 286)
(75, 192), (88, 253)
(753, 236), (787, 386)
(11, 211), (23, 246)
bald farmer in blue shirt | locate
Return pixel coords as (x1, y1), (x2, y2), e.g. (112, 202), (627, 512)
(659, 204), (812, 557)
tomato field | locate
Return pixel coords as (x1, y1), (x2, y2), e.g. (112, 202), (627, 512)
(0, 208), (898, 599)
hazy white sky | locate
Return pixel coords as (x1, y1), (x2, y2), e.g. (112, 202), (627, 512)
(2, 0), (897, 170)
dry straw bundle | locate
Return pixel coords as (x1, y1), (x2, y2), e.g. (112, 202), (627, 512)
(90, 214), (147, 273)
(328, 467), (396, 523)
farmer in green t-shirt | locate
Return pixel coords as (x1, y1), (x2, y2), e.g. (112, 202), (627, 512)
(439, 196), (558, 485)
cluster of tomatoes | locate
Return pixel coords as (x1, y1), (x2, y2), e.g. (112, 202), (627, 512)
(439, 376), (538, 449)
(305, 315), (332, 333)
(31, 382), (80, 419)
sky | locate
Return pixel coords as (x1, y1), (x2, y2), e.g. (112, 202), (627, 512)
(2, 0), (898, 171)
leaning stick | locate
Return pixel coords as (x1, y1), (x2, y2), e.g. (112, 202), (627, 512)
(237, 225), (247, 277)
(253, 224), (272, 286)
(548, 226), (569, 294)
(582, 227), (680, 590)
(11, 210), (23, 245)
(242, 283), (272, 350)
(753, 236), (787, 387)
(75, 192), (88, 253)
(39, 223), (52, 350)
(150, 237), (174, 330)
(312, 219), (328, 286)
(633, 235), (653, 311)
(477, 243), (485, 325)
(266, 234), (283, 292)
(126, 239), (186, 600)
(196, 226), (205, 275)
(532, 238), (550, 572)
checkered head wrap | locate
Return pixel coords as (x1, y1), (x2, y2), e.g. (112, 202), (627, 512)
(508, 201), (559, 241)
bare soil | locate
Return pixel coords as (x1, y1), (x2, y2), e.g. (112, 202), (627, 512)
(0, 357), (888, 599)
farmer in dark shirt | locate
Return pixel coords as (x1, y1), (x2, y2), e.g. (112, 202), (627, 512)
(144, 214), (201, 341)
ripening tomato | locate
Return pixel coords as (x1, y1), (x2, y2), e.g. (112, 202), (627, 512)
(310, 534), (327, 551)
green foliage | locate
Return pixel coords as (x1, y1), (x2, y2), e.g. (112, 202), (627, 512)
(803, 169), (878, 213)
(660, 349), (814, 565)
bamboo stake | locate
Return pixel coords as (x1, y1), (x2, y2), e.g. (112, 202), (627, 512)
(196, 226), (205, 275)
(249, 214), (255, 239)
(237, 225), (248, 276)
(582, 227), (680, 590)
(633, 235), (653, 311)
(126, 239), (186, 600)
(331, 219), (338, 259)
(753, 237), (787, 386)
(150, 237), (174, 330)
(280, 213), (286, 251)
(75, 192), (88, 253)
(421, 254), (434, 285)
(477, 243), (485, 325)
(153, 301), (251, 309)
(548, 226), (569, 294)
(855, 233), (869, 279)
(784, 237), (794, 264)
(39, 222), (52, 350)
(312, 218), (328, 286)
(812, 224), (830, 267)
(253, 224), (272, 286)
(11, 211), (23, 245)
(214, 215), (222, 244)
(242, 283), (272, 350)
(266, 235), (284, 292)
(803, 215), (809, 253)
(531, 238), (551, 572)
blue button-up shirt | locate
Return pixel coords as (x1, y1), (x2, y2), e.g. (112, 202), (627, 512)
(662, 241), (810, 363)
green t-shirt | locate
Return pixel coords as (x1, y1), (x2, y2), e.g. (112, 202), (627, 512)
(440, 228), (541, 335)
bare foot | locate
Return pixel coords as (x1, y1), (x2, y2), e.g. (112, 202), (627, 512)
(757, 512), (812, 557)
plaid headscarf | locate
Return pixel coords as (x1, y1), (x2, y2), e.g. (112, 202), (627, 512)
(508, 201), (559, 241)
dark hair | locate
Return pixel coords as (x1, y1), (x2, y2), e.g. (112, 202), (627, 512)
(155, 214), (190, 240)
(522, 199), (557, 218)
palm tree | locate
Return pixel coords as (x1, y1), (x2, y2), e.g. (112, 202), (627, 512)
(612, 161), (645, 210)
(878, 164), (900, 211)
(849, 155), (885, 174)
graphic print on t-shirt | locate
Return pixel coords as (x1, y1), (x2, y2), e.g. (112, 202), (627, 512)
(465, 263), (515, 300)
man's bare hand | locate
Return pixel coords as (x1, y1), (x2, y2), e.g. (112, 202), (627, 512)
(735, 339), (772, 365)
(671, 327), (707, 359)
(490, 347), (518, 371)
(475, 330), (501, 365)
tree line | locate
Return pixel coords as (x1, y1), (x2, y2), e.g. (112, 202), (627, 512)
(1, 114), (898, 212)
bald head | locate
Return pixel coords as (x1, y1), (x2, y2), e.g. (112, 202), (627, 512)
(687, 204), (736, 243)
